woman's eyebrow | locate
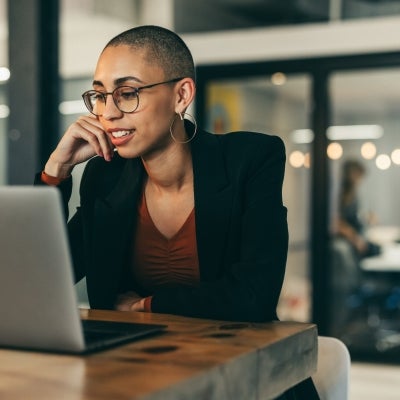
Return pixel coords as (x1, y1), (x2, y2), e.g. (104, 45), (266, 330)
(92, 80), (104, 87)
(114, 76), (143, 86)
(92, 76), (144, 88)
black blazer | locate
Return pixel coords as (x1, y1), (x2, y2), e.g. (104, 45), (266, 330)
(42, 127), (288, 322)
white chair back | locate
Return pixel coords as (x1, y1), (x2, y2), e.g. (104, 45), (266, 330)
(312, 336), (351, 400)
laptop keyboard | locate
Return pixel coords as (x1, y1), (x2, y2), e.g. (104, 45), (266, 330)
(82, 319), (144, 333)
(81, 319), (166, 351)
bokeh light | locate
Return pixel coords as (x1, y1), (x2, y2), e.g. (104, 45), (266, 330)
(360, 142), (377, 160)
(304, 152), (310, 169)
(289, 151), (305, 168)
(327, 142), (343, 160)
(391, 149), (400, 165)
(0, 67), (10, 81)
(271, 72), (287, 86)
(376, 154), (391, 170)
(0, 105), (10, 119)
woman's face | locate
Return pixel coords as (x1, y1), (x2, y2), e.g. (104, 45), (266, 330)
(349, 168), (364, 186)
(93, 44), (180, 159)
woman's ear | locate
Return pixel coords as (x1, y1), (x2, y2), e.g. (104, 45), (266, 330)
(175, 78), (196, 113)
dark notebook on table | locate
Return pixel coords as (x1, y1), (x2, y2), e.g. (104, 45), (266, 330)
(0, 186), (165, 354)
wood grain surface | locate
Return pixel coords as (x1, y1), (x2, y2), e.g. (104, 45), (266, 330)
(0, 309), (317, 400)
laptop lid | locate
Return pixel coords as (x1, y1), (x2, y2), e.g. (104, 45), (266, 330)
(0, 186), (87, 352)
(0, 186), (165, 354)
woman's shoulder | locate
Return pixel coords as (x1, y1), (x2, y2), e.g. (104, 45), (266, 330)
(224, 130), (283, 145)
(201, 128), (283, 145)
(198, 129), (285, 157)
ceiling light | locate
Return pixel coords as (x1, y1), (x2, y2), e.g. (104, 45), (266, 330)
(0, 104), (9, 119)
(327, 125), (383, 141)
(327, 142), (343, 160)
(59, 100), (87, 115)
(376, 154), (391, 170)
(289, 150), (305, 168)
(391, 149), (400, 165)
(271, 72), (286, 86)
(360, 142), (377, 160)
(0, 67), (10, 82)
(290, 129), (314, 144)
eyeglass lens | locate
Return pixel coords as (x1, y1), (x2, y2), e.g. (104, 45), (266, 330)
(84, 86), (139, 115)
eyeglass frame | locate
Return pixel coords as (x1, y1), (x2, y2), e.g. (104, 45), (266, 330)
(81, 77), (184, 116)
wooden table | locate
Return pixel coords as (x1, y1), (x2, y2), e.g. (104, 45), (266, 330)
(0, 309), (318, 400)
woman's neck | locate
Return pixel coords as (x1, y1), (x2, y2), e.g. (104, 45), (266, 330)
(141, 143), (193, 193)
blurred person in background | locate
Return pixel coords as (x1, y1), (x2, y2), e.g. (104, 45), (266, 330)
(336, 159), (380, 259)
(330, 159), (381, 337)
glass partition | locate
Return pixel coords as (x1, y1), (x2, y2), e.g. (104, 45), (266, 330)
(329, 68), (400, 359)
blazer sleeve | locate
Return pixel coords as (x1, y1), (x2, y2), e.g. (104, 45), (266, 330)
(34, 170), (89, 283)
(34, 171), (73, 219)
(150, 135), (288, 322)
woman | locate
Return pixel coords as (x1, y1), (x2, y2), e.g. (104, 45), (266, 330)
(36, 25), (320, 400)
(337, 159), (380, 259)
(36, 24), (289, 322)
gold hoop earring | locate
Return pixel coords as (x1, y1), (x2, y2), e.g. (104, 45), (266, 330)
(169, 112), (197, 144)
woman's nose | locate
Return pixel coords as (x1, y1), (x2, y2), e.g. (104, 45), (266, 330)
(102, 95), (123, 120)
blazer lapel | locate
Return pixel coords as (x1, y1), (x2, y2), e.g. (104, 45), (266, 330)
(192, 131), (233, 281)
(89, 158), (144, 307)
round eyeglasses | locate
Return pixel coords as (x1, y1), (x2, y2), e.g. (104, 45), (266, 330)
(82, 77), (184, 116)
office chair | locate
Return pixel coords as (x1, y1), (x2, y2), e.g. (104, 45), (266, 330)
(312, 336), (351, 400)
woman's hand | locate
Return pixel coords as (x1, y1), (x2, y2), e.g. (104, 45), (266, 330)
(115, 291), (145, 312)
(44, 115), (114, 178)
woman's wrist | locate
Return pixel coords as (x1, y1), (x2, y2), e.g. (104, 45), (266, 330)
(44, 156), (73, 179)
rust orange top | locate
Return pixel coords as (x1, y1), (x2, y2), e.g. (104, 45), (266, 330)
(132, 192), (200, 311)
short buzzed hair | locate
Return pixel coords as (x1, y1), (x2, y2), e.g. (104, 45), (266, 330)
(105, 25), (195, 81)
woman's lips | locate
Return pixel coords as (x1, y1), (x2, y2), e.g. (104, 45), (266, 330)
(111, 129), (134, 138)
(109, 129), (135, 146)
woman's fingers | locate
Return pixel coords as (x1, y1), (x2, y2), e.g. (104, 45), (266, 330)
(44, 115), (113, 178)
(115, 291), (144, 312)
(76, 116), (114, 160)
(57, 116), (111, 162)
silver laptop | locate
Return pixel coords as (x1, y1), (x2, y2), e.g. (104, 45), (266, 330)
(0, 186), (165, 354)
